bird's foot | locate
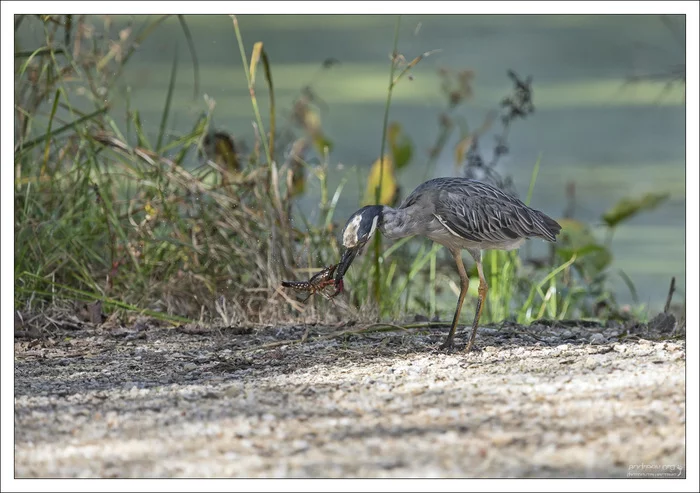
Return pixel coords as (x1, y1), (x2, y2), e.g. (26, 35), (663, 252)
(463, 341), (480, 353)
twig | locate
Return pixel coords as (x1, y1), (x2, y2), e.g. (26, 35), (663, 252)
(664, 277), (676, 315)
(274, 285), (305, 313)
(246, 321), (449, 351)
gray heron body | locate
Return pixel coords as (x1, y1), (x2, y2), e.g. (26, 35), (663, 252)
(335, 177), (562, 351)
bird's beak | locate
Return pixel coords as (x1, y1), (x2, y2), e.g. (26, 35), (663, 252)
(335, 243), (363, 282)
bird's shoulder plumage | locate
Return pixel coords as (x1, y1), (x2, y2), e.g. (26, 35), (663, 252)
(400, 177), (561, 244)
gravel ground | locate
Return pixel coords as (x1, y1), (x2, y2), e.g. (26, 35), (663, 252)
(14, 317), (686, 478)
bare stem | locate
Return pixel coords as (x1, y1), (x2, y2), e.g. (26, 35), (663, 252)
(231, 16), (272, 168)
(372, 15), (402, 303)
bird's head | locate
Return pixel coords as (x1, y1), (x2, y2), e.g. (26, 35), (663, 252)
(335, 205), (384, 281)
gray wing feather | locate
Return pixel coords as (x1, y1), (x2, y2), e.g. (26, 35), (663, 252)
(402, 178), (561, 243)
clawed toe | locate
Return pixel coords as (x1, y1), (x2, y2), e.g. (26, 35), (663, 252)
(463, 341), (479, 353)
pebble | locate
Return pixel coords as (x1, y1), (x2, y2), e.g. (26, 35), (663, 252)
(589, 333), (606, 345)
(584, 357), (599, 369)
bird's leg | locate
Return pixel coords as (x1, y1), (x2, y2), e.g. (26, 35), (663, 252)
(440, 249), (469, 351)
(465, 258), (488, 352)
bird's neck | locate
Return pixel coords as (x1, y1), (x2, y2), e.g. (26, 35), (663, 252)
(379, 205), (422, 240)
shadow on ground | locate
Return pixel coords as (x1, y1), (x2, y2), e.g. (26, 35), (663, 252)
(14, 317), (686, 478)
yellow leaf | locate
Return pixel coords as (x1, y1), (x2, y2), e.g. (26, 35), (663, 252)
(363, 155), (398, 206)
(303, 109), (321, 133)
(287, 159), (306, 198)
(454, 135), (474, 169)
(250, 42), (263, 86)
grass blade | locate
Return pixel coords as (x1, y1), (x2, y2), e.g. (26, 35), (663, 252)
(177, 15), (200, 99)
(618, 269), (639, 304)
(17, 105), (109, 153)
(525, 152), (542, 206)
(125, 86), (132, 141)
(132, 110), (152, 150)
(156, 47), (179, 152)
(17, 45), (51, 79)
(15, 47), (66, 59)
(324, 177), (349, 229)
(390, 243), (440, 307)
(41, 89), (61, 176)
(382, 236), (412, 259)
(519, 253), (578, 324)
(260, 48), (276, 157)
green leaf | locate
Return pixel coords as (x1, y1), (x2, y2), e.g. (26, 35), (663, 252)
(132, 110), (152, 150)
(602, 192), (671, 228)
(312, 133), (333, 156)
(556, 218), (612, 274)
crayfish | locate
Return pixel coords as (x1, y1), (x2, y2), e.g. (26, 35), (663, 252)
(281, 264), (344, 302)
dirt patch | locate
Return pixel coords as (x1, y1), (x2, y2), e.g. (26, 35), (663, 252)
(14, 318), (686, 478)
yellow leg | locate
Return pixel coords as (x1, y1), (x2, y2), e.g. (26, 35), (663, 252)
(440, 248), (469, 350)
(465, 258), (488, 352)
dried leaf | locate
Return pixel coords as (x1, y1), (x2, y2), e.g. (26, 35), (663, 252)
(454, 135), (474, 168)
(249, 41), (263, 86)
(88, 301), (103, 324)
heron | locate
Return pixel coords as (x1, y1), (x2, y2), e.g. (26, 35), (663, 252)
(333, 177), (562, 352)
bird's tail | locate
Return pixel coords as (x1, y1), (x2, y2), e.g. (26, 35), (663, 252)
(533, 210), (562, 242)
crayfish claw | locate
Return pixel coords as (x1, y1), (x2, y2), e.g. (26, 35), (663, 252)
(329, 278), (344, 298)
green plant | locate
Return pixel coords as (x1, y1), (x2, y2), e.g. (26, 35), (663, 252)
(14, 14), (674, 331)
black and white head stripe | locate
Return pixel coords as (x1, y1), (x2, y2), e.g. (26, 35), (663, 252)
(341, 205), (383, 248)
